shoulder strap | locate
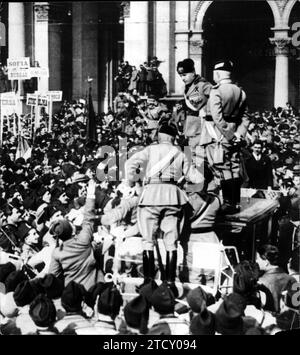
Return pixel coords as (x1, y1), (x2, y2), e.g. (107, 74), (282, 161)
(147, 146), (181, 180)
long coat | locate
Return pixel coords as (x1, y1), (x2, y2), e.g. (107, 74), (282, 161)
(49, 198), (104, 290)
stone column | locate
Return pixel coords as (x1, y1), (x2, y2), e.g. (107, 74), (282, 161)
(270, 36), (291, 108)
(155, 1), (170, 93)
(174, 1), (189, 94)
(8, 3), (25, 58)
(34, 2), (50, 93)
(124, 1), (149, 67)
(8, 3), (25, 94)
(49, 23), (62, 91)
(189, 32), (204, 76)
(72, 2), (99, 112)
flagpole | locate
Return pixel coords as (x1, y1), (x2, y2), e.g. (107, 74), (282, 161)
(13, 112), (17, 136)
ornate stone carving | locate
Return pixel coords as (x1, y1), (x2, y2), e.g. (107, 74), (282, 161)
(121, 1), (130, 18)
(275, 0), (289, 15)
(269, 37), (291, 55)
(193, 1), (211, 28)
(34, 2), (49, 22)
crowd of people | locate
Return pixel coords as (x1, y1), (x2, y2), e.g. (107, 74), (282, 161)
(0, 61), (299, 335)
(114, 58), (167, 98)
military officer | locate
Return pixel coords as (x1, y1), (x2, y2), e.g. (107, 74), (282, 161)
(125, 122), (203, 291)
(176, 58), (212, 167)
(200, 60), (250, 214)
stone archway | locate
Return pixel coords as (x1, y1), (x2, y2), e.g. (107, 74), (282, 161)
(195, 0), (275, 110)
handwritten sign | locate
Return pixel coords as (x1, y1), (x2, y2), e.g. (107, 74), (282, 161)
(29, 67), (49, 78)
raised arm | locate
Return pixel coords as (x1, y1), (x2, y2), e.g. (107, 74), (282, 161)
(77, 179), (97, 245)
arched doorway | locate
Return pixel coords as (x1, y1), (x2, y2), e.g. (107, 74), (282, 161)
(202, 0), (274, 110)
(289, 1), (300, 109)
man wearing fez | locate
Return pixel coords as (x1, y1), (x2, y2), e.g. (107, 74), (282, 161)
(125, 122), (203, 291)
(200, 60), (250, 214)
(176, 58), (212, 165)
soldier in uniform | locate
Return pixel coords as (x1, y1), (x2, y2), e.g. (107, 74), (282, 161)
(200, 60), (250, 214)
(124, 122), (203, 290)
(176, 58), (212, 167)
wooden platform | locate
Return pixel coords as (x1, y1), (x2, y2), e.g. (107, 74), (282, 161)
(215, 197), (279, 261)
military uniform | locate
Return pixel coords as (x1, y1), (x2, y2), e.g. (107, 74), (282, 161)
(176, 59), (212, 169)
(125, 123), (203, 284)
(200, 69), (250, 213)
(182, 75), (212, 164)
(201, 79), (248, 179)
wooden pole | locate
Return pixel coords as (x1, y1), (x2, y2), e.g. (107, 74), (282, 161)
(30, 106), (33, 139)
(48, 97), (53, 132)
(7, 113), (10, 132)
(13, 112), (16, 136)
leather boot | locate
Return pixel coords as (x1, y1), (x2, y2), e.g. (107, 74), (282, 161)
(148, 250), (155, 279)
(219, 179), (240, 215)
(166, 250), (178, 298)
(138, 250), (155, 291)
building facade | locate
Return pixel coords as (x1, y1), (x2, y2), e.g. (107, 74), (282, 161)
(2, 1), (300, 112)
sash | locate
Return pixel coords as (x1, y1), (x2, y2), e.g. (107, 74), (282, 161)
(146, 146), (181, 181)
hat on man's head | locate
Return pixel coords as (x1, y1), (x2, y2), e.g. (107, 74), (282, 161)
(13, 280), (37, 307)
(97, 284), (123, 319)
(39, 274), (64, 300)
(124, 294), (149, 334)
(150, 281), (176, 314)
(186, 286), (215, 313)
(215, 293), (246, 335)
(61, 281), (84, 313)
(18, 223), (32, 243)
(86, 282), (109, 308)
(177, 58), (195, 74)
(0, 262), (16, 283)
(214, 60), (234, 72)
(190, 308), (216, 335)
(4, 270), (28, 293)
(29, 294), (56, 328)
(139, 279), (158, 305)
(158, 122), (178, 138)
(49, 219), (73, 241)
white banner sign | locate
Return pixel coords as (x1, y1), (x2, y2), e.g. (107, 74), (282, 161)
(29, 67), (49, 78)
(46, 91), (62, 102)
(26, 94), (48, 107)
(8, 68), (30, 80)
(7, 57), (31, 80)
(0, 92), (22, 117)
(7, 57), (30, 69)
(26, 94), (38, 106)
(38, 96), (48, 107)
(0, 93), (17, 115)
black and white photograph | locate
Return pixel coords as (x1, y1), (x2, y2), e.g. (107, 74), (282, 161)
(0, 0), (300, 339)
